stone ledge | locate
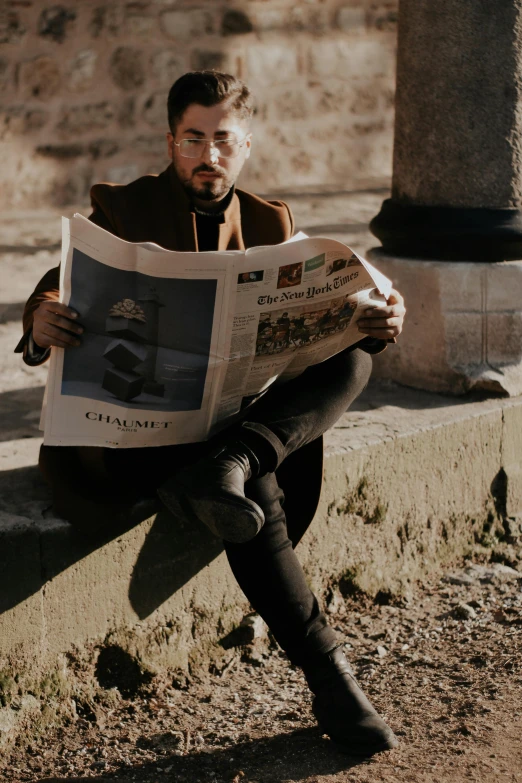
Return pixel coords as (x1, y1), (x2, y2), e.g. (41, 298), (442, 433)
(0, 384), (521, 744)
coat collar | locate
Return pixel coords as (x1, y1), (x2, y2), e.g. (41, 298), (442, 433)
(165, 164), (244, 251)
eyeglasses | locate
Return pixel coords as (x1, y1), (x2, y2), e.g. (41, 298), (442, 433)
(173, 137), (249, 159)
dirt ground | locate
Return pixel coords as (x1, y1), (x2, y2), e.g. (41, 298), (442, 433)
(1, 557), (520, 783)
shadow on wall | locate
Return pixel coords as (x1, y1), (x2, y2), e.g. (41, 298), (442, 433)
(0, 463), (224, 621)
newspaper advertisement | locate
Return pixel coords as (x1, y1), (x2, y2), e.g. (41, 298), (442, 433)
(41, 215), (391, 448)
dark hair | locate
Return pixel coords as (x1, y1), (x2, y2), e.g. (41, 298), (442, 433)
(167, 71), (254, 132)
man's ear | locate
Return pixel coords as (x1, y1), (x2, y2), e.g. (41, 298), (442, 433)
(166, 132), (174, 159)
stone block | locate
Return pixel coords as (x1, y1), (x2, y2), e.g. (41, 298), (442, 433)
(308, 39), (393, 79)
(222, 9), (253, 36)
(190, 50), (238, 75)
(102, 367), (145, 402)
(89, 6), (123, 38)
(444, 312), (484, 367)
(87, 139), (120, 160)
(118, 98), (136, 129)
(36, 144), (85, 160)
(486, 262), (522, 311)
(151, 50), (185, 87)
(160, 10), (214, 39)
(0, 58), (9, 92)
(105, 316), (147, 342)
(439, 264), (484, 312)
(19, 56), (62, 101)
(487, 313), (522, 365)
(337, 6), (366, 32)
(247, 44), (299, 86)
(133, 135), (166, 156)
(125, 15), (157, 37)
(106, 163), (140, 185)
(68, 49), (98, 93)
(250, 8), (288, 32)
(0, 10), (25, 44)
(368, 251), (522, 396)
(110, 47), (146, 91)
(104, 339), (148, 372)
(502, 403), (522, 518)
(143, 92), (168, 128)
(57, 102), (115, 135)
(38, 6), (76, 43)
(367, 4), (399, 32)
(0, 513), (44, 661)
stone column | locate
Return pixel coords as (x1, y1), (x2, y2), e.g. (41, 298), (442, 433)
(368, 0), (522, 395)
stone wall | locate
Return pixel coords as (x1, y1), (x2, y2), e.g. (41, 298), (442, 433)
(0, 0), (397, 210)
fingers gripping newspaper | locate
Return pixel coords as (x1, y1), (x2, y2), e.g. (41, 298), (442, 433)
(41, 215), (391, 447)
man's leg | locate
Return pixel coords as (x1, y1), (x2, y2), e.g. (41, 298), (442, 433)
(159, 346), (372, 542)
(228, 469), (398, 755)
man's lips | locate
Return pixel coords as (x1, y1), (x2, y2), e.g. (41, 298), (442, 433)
(195, 171), (222, 179)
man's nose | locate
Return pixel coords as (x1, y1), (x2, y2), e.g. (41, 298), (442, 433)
(202, 142), (220, 165)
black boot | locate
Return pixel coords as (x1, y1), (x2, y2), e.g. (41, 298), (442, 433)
(157, 440), (264, 543)
(302, 645), (398, 756)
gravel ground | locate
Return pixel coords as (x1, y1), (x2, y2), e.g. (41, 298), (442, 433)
(1, 558), (521, 783)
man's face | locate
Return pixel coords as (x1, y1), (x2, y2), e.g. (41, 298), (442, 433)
(167, 101), (251, 202)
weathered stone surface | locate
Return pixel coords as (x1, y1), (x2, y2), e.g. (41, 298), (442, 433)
(87, 139), (120, 160)
(367, 3), (399, 31)
(57, 102), (115, 134)
(151, 50), (185, 87)
(36, 144), (85, 160)
(0, 9), (25, 44)
(0, 58), (10, 92)
(392, 0), (522, 208)
(368, 252), (522, 397)
(19, 56), (61, 101)
(38, 5), (76, 44)
(110, 47), (146, 91)
(336, 6), (366, 32)
(68, 49), (98, 92)
(23, 109), (49, 133)
(125, 14), (157, 37)
(142, 91), (168, 128)
(309, 38), (394, 78)
(160, 9), (214, 39)
(106, 163), (140, 185)
(222, 9), (253, 36)
(118, 97), (136, 129)
(133, 135), (166, 156)
(89, 6), (123, 38)
(190, 49), (238, 74)
(247, 44), (299, 86)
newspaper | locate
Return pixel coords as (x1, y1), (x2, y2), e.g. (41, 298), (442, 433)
(41, 215), (391, 447)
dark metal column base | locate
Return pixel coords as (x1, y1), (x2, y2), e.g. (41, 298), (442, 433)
(370, 199), (522, 262)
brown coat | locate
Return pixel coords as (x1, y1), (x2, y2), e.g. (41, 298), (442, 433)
(20, 165), (325, 532)
(21, 164), (294, 343)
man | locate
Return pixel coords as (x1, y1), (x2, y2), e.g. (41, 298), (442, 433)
(17, 72), (406, 756)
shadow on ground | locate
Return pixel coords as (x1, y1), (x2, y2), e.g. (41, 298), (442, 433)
(36, 726), (373, 783)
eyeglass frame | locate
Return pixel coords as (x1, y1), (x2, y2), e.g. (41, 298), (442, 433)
(172, 135), (251, 159)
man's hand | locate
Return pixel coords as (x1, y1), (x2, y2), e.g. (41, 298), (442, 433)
(357, 289), (405, 341)
(32, 301), (83, 349)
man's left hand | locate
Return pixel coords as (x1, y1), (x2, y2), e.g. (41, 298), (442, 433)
(357, 289), (405, 340)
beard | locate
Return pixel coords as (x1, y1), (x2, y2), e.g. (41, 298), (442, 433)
(178, 162), (233, 202)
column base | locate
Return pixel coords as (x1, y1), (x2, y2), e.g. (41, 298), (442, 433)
(367, 249), (522, 397)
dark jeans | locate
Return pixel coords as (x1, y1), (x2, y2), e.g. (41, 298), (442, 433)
(69, 346), (372, 666)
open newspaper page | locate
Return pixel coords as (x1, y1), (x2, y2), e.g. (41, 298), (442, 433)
(42, 219), (391, 447)
(42, 215), (237, 447)
(213, 236), (392, 431)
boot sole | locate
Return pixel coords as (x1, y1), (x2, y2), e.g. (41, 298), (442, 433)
(158, 481), (263, 543)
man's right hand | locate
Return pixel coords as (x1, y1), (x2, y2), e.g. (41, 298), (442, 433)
(32, 301), (83, 349)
